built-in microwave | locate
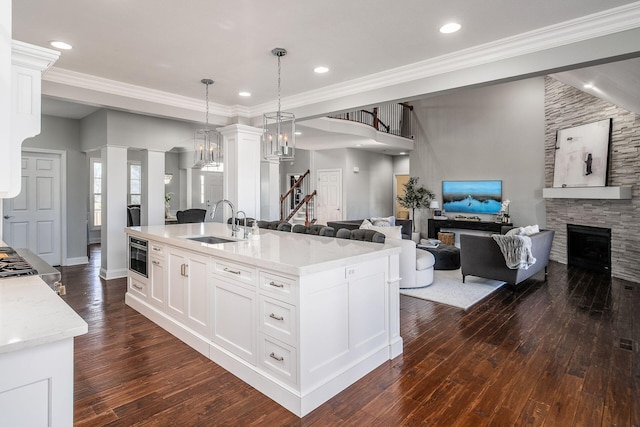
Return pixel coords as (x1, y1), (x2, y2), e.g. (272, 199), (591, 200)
(129, 237), (148, 277)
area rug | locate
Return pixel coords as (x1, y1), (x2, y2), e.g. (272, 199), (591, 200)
(400, 269), (506, 310)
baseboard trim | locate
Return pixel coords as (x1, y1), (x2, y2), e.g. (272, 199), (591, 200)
(64, 256), (88, 266)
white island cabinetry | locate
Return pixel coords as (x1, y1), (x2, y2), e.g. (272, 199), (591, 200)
(166, 245), (210, 338)
(125, 222), (402, 417)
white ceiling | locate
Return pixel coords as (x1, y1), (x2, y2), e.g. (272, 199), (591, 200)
(13, 0), (640, 154)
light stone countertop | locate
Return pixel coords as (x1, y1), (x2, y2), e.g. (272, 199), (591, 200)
(127, 222), (401, 276)
(0, 274), (88, 354)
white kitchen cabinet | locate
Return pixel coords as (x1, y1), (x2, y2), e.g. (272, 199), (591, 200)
(212, 277), (256, 364)
(128, 274), (148, 299)
(166, 246), (210, 336)
(1, 42), (58, 199)
(148, 242), (165, 308)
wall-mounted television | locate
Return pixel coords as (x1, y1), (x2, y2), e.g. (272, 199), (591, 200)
(442, 180), (502, 214)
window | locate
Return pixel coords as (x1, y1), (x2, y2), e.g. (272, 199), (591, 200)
(90, 158), (102, 228)
(128, 162), (141, 205)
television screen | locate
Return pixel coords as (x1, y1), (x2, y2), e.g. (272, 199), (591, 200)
(442, 180), (502, 214)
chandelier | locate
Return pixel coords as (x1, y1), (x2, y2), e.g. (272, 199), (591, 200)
(193, 79), (222, 169)
(263, 48), (295, 161)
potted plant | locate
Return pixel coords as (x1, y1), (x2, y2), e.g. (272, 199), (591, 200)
(397, 177), (434, 239)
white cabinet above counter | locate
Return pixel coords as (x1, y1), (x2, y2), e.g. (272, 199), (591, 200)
(125, 223), (402, 417)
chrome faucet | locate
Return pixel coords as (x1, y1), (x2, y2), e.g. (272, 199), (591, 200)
(211, 199), (238, 235)
(236, 210), (250, 239)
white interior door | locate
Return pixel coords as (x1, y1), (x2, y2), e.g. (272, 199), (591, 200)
(316, 169), (342, 224)
(2, 152), (62, 265)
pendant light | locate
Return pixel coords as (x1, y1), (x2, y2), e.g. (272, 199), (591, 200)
(263, 48), (295, 161)
(193, 79), (222, 169)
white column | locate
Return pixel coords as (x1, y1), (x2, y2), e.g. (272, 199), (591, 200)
(219, 124), (263, 220)
(141, 149), (165, 226)
(100, 145), (128, 280)
(261, 158), (281, 221)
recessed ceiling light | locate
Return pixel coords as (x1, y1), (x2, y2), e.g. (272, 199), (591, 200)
(314, 66), (329, 74)
(295, 131), (302, 135)
(238, 91), (251, 97)
(439, 23), (461, 34)
(50, 40), (72, 50)
(583, 83), (594, 90)
(399, 152), (407, 155)
(356, 144), (363, 147)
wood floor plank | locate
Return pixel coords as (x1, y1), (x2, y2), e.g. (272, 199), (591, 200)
(57, 245), (638, 426)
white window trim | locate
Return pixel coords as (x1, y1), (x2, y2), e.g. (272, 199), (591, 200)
(128, 161), (142, 206)
(90, 157), (102, 230)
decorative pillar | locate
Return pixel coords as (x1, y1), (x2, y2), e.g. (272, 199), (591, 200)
(218, 124), (263, 221)
(141, 149), (165, 226)
(261, 158), (281, 220)
(100, 145), (127, 280)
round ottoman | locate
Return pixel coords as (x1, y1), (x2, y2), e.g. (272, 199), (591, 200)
(423, 244), (461, 270)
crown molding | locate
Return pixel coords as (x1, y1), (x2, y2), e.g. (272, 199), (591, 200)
(12, 40), (60, 72)
(43, 67), (242, 118)
(255, 1), (640, 113)
(43, 2), (640, 119)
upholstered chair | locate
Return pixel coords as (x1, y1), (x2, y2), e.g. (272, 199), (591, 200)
(176, 209), (206, 224)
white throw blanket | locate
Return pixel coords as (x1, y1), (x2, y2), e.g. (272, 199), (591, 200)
(492, 234), (537, 270)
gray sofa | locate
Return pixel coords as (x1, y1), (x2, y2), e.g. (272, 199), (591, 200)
(460, 227), (555, 286)
(327, 219), (413, 240)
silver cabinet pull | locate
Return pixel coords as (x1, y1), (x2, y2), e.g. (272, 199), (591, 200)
(152, 260), (160, 265)
(269, 281), (284, 288)
(132, 283), (143, 291)
(269, 352), (284, 362)
(183, 264), (189, 277)
(269, 313), (284, 321)
(224, 267), (241, 275)
(152, 247), (162, 251)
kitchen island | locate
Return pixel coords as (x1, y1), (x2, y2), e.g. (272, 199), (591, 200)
(0, 245), (88, 426)
(125, 222), (402, 417)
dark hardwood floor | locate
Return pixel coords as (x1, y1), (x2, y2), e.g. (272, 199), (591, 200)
(59, 245), (639, 426)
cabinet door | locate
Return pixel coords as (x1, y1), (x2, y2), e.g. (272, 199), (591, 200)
(149, 256), (165, 308)
(184, 253), (210, 336)
(213, 278), (256, 364)
(166, 250), (186, 319)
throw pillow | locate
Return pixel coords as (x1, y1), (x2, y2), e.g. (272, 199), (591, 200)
(522, 224), (540, 236)
(506, 227), (524, 236)
(371, 215), (396, 227)
(371, 225), (402, 240)
(360, 219), (374, 229)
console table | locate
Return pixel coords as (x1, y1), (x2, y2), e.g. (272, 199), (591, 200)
(428, 219), (512, 238)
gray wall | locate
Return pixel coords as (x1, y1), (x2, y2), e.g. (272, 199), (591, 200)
(23, 115), (88, 262)
(410, 77), (546, 235)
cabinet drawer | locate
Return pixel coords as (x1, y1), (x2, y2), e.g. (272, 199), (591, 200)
(259, 335), (297, 385)
(214, 259), (255, 287)
(259, 271), (297, 302)
(149, 242), (164, 256)
(129, 276), (148, 298)
(260, 296), (297, 346)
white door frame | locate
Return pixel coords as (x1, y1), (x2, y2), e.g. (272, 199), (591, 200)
(20, 148), (67, 265)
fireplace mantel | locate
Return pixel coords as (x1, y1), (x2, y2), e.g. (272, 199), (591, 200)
(542, 186), (632, 200)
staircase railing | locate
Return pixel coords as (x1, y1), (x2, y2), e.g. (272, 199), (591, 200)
(280, 170), (317, 225)
(328, 102), (414, 139)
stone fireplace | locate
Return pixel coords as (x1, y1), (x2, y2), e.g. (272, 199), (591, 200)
(567, 224), (611, 275)
(544, 77), (640, 283)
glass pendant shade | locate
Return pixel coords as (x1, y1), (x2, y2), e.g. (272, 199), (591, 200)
(263, 48), (295, 161)
(263, 111), (295, 161)
(193, 79), (222, 169)
(193, 128), (222, 169)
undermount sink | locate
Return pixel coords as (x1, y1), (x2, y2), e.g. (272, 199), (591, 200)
(186, 236), (236, 245)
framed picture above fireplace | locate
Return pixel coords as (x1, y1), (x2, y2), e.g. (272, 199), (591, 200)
(552, 118), (612, 188)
